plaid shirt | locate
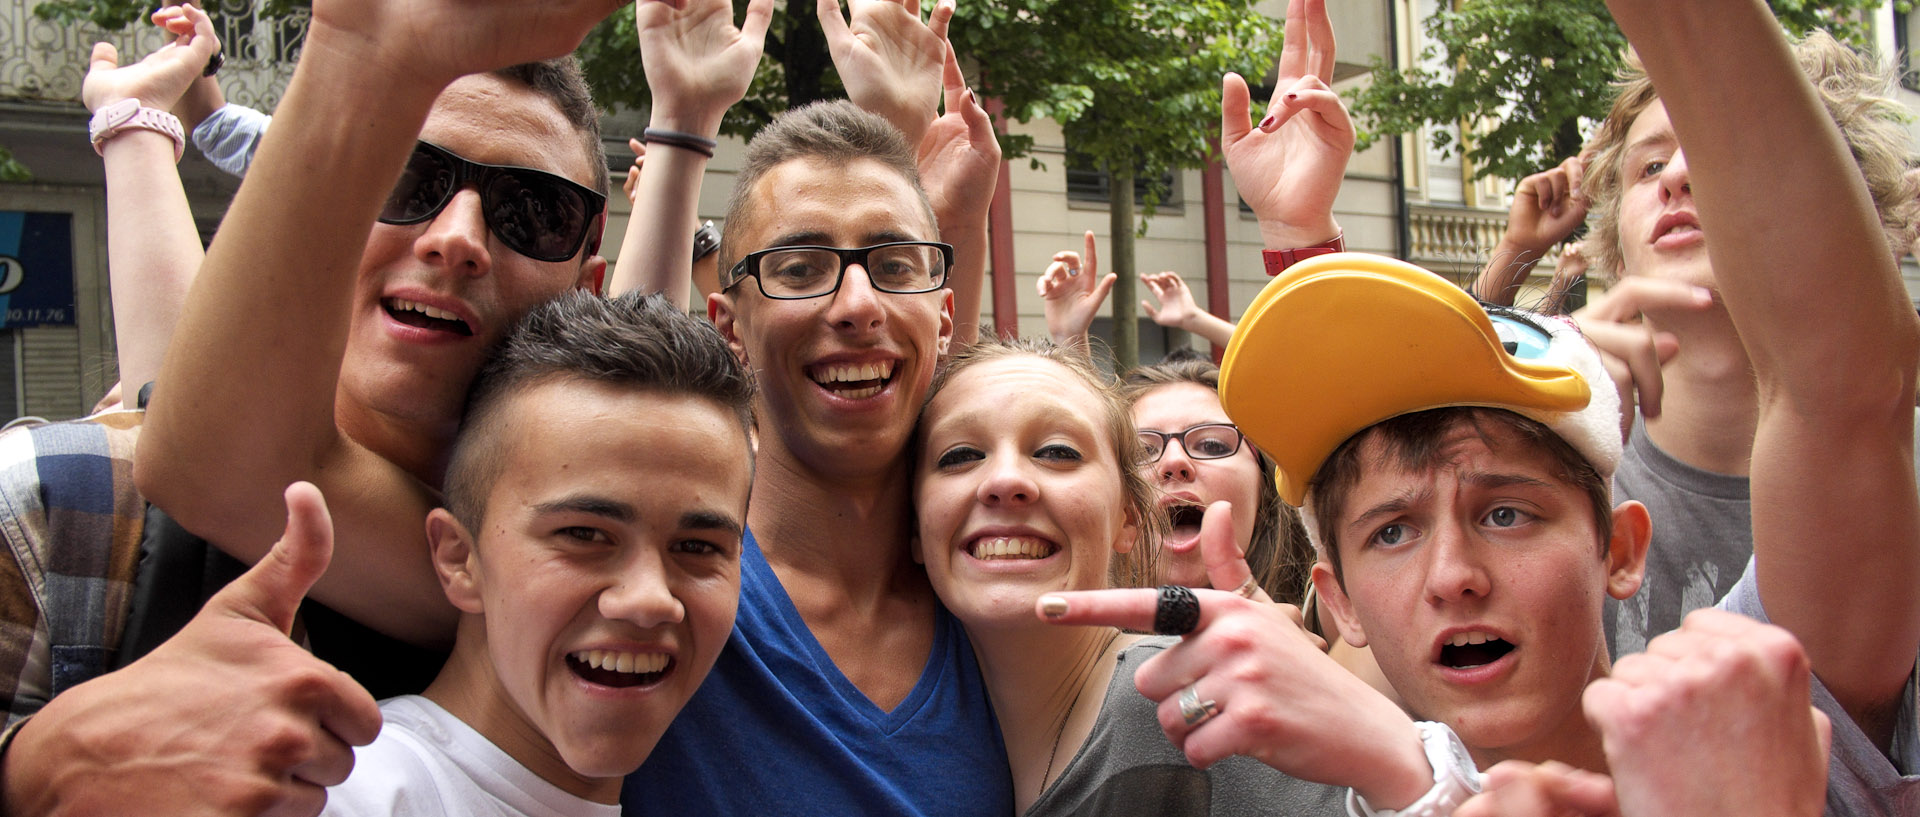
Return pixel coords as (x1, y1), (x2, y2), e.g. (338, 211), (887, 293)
(0, 411), (148, 735)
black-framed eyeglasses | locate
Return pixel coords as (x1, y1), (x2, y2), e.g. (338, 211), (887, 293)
(1138, 424), (1245, 463)
(722, 241), (953, 300)
(379, 140), (607, 263)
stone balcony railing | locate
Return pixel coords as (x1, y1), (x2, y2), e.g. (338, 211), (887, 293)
(0, 0), (304, 110)
(1406, 200), (1585, 308)
(1406, 201), (1513, 272)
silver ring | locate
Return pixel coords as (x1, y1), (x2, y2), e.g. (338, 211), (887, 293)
(1178, 684), (1220, 727)
(1231, 575), (1261, 599)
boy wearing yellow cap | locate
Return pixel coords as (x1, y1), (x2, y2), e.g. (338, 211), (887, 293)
(1216, 2), (1918, 812)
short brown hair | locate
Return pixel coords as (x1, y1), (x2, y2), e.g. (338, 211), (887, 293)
(1121, 352), (1314, 604)
(1584, 31), (1919, 281)
(491, 58), (609, 199)
(917, 337), (1163, 589)
(1307, 407), (1612, 585)
(718, 100), (938, 277)
(445, 291), (755, 529)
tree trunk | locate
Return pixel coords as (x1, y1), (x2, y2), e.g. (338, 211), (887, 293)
(1109, 169), (1138, 371)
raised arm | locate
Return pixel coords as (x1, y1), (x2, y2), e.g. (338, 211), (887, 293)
(82, 5), (218, 402)
(1470, 155), (1588, 307)
(1140, 271), (1235, 350)
(820, 0), (951, 149)
(1606, 0), (1920, 743)
(1036, 231), (1114, 351)
(916, 40), (999, 345)
(1221, 0), (1351, 252)
(133, 0), (627, 646)
(608, 0), (773, 306)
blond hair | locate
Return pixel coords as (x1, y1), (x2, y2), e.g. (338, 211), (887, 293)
(1584, 30), (1920, 281)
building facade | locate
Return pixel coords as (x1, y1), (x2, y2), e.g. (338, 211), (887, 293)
(5, 0), (1916, 422)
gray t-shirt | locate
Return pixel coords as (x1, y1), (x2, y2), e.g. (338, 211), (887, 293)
(1608, 411), (1920, 657)
(1028, 637), (1346, 817)
(1718, 563), (1920, 816)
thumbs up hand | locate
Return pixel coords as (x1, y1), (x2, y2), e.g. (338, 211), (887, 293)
(3, 482), (383, 817)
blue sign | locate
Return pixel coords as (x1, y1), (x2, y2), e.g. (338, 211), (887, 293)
(0, 211), (76, 328)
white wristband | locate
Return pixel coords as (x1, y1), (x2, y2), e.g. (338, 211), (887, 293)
(89, 98), (186, 163)
(1345, 722), (1483, 817)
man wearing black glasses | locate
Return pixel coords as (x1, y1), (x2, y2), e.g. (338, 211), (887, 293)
(621, 99), (1012, 816)
(0, 0), (626, 813)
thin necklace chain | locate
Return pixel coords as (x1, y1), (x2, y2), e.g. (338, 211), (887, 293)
(1040, 629), (1122, 793)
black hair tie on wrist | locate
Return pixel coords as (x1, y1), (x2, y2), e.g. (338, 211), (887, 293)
(642, 128), (717, 159)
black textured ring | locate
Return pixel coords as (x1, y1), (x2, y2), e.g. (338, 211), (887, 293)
(1153, 585), (1200, 636)
(202, 48), (224, 77)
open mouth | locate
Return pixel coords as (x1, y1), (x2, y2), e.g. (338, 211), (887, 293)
(1165, 503), (1204, 542)
(966, 535), (1059, 561)
(1437, 632), (1515, 669)
(566, 650), (671, 689)
(384, 297), (473, 336)
(808, 360), (896, 400)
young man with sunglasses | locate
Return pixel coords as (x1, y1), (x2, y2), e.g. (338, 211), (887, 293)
(0, 0), (629, 812)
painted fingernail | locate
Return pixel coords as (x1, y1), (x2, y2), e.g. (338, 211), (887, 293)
(1285, 92), (1299, 102)
(1258, 114), (1277, 132)
(965, 88), (976, 104)
(1040, 596), (1069, 618)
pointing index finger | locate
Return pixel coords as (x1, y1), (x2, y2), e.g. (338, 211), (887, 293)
(1040, 587), (1233, 634)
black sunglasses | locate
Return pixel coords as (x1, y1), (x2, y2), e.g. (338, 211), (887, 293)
(379, 141), (606, 263)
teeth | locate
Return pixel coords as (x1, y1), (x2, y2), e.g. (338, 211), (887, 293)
(971, 536), (1053, 560)
(1446, 632), (1494, 647)
(810, 361), (896, 384)
(389, 298), (461, 322)
(570, 649), (669, 674)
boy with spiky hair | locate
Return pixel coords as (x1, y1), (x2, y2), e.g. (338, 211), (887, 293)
(325, 291), (755, 814)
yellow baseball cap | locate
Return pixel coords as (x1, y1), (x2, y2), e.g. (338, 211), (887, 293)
(1219, 253), (1616, 506)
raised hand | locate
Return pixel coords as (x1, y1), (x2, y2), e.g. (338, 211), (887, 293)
(1581, 610), (1831, 817)
(2, 483), (382, 817)
(1036, 231), (1115, 347)
(917, 39), (999, 346)
(917, 41), (1000, 229)
(1475, 155), (1590, 306)
(1504, 155), (1588, 258)
(305, 0), (630, 88)
(1139, 271), (1200, 330)
(623, 137), (647, 205)
(820, 0), (954, 147)
(1222, 0), (1352, 249)
(1139, 271), (1237, 350)
(82, 4), (220, 113)
(637, 0), (774, 137)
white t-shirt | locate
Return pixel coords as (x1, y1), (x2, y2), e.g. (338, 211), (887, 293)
(323, 696), (620, 817)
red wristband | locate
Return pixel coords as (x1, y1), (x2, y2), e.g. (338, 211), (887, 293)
(1261, 233), (1345, 277)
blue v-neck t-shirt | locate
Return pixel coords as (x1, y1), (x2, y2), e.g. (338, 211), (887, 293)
(623, 528), (1013, 816)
